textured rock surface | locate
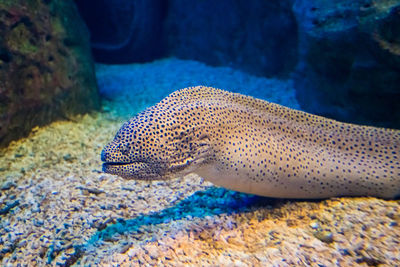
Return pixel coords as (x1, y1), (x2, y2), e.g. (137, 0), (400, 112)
(164, 0), (297, 77)
(76, 0), (297, 77)
(0, 0), (100, 147)
(293, 0), (400, 128)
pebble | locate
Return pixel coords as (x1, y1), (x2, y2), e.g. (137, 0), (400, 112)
(146, 245), (160, 259)
(33, 219), (44, 227)
(310, 221), (320, 229)
(63, 154), (73, 161)
(0, 200), (20, 215)
(233, 259), (248, 267)
(314, 230), (334, 244)
(265, 247), (280, 256)
(1, 181), (16, 190)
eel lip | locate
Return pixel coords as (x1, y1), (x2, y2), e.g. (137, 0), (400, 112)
(102, 161), (135, 172)
(102, 161), (164, 181)
(102, 161), (132, 166)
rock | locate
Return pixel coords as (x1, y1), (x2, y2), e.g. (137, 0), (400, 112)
(293, 0), (400, 128)
(145, 244), (160, 259)
(75, 0), (297, 77)
(1, 180), (16, 190)
(164, 0), (297, 77)
(0, 200), (20, 215)
(313, 229), (334, 244)
(0, 0), (100, 147)
(309, 221), (320, 229)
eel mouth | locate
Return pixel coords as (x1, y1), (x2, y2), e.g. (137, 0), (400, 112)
(102, 160), (137, 169)
(103, 161), (146, 177)
(102, 161), (132, 167)
(102, 160), (166, 180)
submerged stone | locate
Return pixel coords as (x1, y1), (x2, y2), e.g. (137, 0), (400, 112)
(293, 0), (400, 128)
(0, 0), (100, 147)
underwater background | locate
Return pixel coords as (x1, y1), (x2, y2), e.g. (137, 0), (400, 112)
(0, 0), (400, 266)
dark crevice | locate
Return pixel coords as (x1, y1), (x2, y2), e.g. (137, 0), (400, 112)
(10, 16), (33, 29)
(0, 52), (11, 63)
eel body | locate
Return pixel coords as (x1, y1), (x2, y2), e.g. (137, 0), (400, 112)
(101, 86), (400, 199)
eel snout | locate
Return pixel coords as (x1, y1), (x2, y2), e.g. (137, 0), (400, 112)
(101, 141), (166, 180)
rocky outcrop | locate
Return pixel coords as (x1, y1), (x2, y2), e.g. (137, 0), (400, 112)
(0, 0), (100, 147)
(164, 0), (297, 77)
(76, 0), (297, 77)
(293, 0), (400, 128)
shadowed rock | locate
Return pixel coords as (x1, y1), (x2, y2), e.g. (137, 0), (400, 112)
(0, 0), (100, 147)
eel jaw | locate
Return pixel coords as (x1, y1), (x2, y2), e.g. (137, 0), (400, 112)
(102, 161), (165, 180)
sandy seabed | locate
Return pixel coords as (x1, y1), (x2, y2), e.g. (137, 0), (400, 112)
(1, 58), (399, 266)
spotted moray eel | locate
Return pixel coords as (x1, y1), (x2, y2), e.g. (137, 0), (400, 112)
(101, 86), (400, 199)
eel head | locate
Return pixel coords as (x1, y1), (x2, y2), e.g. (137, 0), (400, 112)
(101, 104), (212, 181)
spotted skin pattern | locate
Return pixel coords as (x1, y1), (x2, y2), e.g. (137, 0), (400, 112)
(102, 86), (400, 199)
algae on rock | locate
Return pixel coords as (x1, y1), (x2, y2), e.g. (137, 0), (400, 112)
(0, 0), (100, 147)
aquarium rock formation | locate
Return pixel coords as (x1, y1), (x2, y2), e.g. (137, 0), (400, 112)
(164, 0), (298, 77)
(293, 0), (400, 128)
(0, 0), (100, 147)
(76, 0), (298, 77)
